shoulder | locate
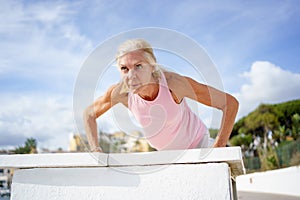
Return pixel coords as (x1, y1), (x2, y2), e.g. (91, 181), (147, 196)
(163, 71), (186, 84)
(163, 71), (208, 100)
(163, 71), (207, 88)
(163, 71), (195, 89)
(162, 71), (191, 101)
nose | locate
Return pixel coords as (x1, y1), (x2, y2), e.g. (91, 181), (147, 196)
(127, 68), (137, 80)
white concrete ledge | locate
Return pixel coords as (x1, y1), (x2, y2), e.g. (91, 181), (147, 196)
(0, 147), (245, 200)
(109, 147), (244, 177)
(0, 152), (108, 168)
(0, 147), (245, 177)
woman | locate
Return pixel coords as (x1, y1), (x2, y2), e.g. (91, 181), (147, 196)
(84, 39), (239, 152)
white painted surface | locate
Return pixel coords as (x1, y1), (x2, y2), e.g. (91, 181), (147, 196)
(236, 165), (300, 197)
(0, 147), (244, 177)
(0, 148), (245, 200)
(12, 163), (232, 200)
(0, 152), (108, 168)
(109, 147), (244, 177)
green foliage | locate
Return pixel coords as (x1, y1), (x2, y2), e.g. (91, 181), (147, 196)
(14, 145), (31, 154)
(244, 104), (279, 135)
(291, 151), (300, 166)
(208, 128), (219, 139)
(276, 140), (300, 167)
(231, 99), (300, 171)
(274, 99), (300, 128)
(258, 142), (280, 171)
(231, 116), (245, 136)
(229, 134), (252, 147)
(232, 99), (300, 138)
(291, 113), (300, 139)
(273, 125), (289, 142)
(14, 138), (37, 154)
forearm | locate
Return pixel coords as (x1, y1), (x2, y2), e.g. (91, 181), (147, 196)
(83, 108), (101, 151)
(213, 94), (239, 147)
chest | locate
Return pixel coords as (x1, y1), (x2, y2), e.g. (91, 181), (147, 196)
(129, 87), (183, 127)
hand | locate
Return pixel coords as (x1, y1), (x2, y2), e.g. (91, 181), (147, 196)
(212, 141), (226, 148)
(91, 146), (103, 152)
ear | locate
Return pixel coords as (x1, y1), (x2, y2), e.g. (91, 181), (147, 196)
(151, 63), (159, 71)
(152, 69), (161, 79)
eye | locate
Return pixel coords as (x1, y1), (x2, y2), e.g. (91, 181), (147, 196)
(135, 64), (143, 69)
(120, 66), (129, 73)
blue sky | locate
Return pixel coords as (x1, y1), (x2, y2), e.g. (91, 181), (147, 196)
(0, 0), (300, 150)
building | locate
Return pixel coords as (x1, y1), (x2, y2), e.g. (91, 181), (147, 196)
(69, 133), (89, 152)
(0, 151), (13, 197)
(0, 168), (12, 189)
(69, 132), (154, 153)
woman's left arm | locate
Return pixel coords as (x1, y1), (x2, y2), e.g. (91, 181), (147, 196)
(167, 72), (239, 147)
(184, 77), (239, 147)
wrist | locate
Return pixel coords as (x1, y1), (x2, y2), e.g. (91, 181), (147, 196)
(91, 146), (102, 152)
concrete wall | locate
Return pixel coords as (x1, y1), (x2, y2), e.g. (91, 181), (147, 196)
(12, 163), (231, 200)
(0, 147), (245, 200)
(236, 165), (300, 197)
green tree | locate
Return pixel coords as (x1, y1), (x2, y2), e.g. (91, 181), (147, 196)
(291, 113), (300, 140)
(274, 99), (300, 129)
(258, 141), (280, 171)
(209, 128), (219, 139)
(232, 100), (300, 139)
(273, 125), (288, 142)
(231, 117), (246, 137)
(229, 133), (252, 147)
(245, 104), (279, 135)
(14, 138), (37, 154)
(230, 99), (300, 171)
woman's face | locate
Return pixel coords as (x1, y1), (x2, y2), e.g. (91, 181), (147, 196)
(118, 50), (155, 93)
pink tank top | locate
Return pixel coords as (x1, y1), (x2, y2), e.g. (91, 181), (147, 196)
(128, 71), (207, 150)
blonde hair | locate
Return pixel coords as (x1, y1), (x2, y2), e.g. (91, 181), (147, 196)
(116, 39), (157, 66)
(116, 39), (162, 94)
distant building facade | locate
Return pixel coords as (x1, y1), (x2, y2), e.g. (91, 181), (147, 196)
(69, 132), (154, 153)
(0, 151), (13, 197)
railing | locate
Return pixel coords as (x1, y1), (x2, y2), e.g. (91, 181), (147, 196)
(0, 147), (245, 200)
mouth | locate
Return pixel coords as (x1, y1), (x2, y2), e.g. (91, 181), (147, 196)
(129, 83), (140, 90)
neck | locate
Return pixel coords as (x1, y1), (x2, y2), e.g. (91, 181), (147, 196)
(138, 83), (159, 101)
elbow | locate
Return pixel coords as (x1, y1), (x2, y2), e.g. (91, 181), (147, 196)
(230, 94), (239, 109)
(227, 94), (239, 115)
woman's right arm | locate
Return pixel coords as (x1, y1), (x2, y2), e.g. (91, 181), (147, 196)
(83, 84), (118, 152)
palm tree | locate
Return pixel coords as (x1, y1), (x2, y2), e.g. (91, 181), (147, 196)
(14, 138), (37, 154)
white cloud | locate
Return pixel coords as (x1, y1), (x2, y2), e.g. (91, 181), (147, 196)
(0, 92), (74, 150)
(0, 1), (92, 80)
(0, 1), (95, 151)
(0, 1), (96, 151)
(235, 61), (300, 119)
